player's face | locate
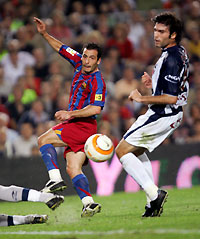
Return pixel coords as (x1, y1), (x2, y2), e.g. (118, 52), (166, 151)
(81, 48), (101, 74)
(154, 23), (176, 49)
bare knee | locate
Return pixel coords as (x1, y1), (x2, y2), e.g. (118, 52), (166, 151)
(115, 144), (126, 160)
(38, 134), (48, 148)
(38, 129), (55, 147)
(116, 140), (146, 160)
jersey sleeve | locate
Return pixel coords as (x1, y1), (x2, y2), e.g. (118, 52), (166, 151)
(59, 45), (82, 68)
(89, 73), (107, 108)
(160, 54), (181, 96)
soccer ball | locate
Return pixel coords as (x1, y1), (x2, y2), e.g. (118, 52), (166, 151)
(84, 134), (114, 162)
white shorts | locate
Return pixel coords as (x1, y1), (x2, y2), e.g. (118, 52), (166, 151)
(124, 108), (183, 152)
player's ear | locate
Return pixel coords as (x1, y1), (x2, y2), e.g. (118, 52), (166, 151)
(171, 32), (176, 40)
(97, 58), (101, 65)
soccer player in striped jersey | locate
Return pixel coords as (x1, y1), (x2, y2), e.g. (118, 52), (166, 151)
(116, 12), (189, 217)
(34, 17), (106, 217)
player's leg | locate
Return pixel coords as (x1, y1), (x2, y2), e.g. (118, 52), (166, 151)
(138, 153), (155, 216)
(116, 140), (159, 200)
(0, 185), (64, 210)
(138, 153), (168, 217)
(66, 151), (101, 217)
(38, 128), (67, 192)
(0, 214), (48, 226)
(116, 140), (167, 217)
(0, 185), (24, 202)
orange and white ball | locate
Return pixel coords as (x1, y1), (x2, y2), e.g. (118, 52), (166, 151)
(84, 134), (114, 162)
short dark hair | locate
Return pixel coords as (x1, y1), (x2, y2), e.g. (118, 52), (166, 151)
(82, 42), (103, 60)
(152, 12), (183, 44)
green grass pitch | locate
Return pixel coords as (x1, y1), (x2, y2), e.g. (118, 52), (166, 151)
(0, 186), (200, 239)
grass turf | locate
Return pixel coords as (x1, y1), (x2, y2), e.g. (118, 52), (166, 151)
(0, 186), (199, 239)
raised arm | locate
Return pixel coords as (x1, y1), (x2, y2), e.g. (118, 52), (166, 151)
(33, 17), (63, 52)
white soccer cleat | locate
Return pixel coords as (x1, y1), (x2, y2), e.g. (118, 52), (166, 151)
(41, 180), (67, 193)
(81, 203), (101, 218)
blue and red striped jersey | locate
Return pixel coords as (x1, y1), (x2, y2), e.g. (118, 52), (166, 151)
(59, 45), (106, 115)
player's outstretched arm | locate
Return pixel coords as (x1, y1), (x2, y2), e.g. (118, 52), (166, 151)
(33, 17), (63, 52)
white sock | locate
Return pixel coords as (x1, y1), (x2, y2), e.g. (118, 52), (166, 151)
(39, 192), (54, 202)
(81, 196), (94, 207)
(0, 215), (10, 226)
(48, 169), (63, 182)
(0, 185), (23, 202)
(13, 215), (27, 225)
(28, 189), (54, 202)
(120, 153), (158, 201)
(27, 189), (41, 202)
(138, 153), (154, 181)
(138, 153), (155, 205)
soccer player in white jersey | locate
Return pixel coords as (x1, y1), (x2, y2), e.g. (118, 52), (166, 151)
(116, 12), (189, 217)
(0, 185), (64, 226)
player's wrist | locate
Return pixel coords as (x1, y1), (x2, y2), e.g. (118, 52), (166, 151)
(41, 31), (48, 37)
(68, 111), (76, 119)
(137, 96), (143, 103)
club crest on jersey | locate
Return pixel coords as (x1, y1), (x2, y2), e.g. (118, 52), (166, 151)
(81, 82), (87, 89)
(66, 47), (77, 56)
(95, 94), (102, 101)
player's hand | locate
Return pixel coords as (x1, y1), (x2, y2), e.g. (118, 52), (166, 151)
(128, 89), (142, 102)
(55, 110), (73, 121)
(33, 17), (46, 35)
(142, 72), (152, 89)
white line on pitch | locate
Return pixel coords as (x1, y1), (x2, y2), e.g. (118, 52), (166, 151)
(0, 229), (200, 235)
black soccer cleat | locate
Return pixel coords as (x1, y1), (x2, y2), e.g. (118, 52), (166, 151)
(41, 180), (67, 193)
(142, 205), (154, 217)
(150, 189), (168, 217)
(46, 195), (64, 210)
(81, 203), (101, 217)
(142, 204), (164, 217)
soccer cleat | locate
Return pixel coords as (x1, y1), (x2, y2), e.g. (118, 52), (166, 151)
(142, 205), (154, 217)
(41, 180), (67, 193)
(25, 214), (48, 224)
(150, 189), (168, 217)
(81, 203), (101, 218)
(45, 195), (64, 210)
(142, 205), (164, 217)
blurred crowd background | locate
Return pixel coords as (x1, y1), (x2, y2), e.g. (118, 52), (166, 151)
(0, 0), (200, 158)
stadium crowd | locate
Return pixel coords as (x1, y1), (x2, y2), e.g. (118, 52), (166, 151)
(0, 0), (200, 158)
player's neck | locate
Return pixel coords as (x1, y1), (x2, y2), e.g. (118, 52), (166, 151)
(164, 42), (177, 49)
(82, 68), (99, 75)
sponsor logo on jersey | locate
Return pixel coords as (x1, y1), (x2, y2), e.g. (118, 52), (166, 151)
(66, 47), (77, 56)
(164, 75), (180, 83)
(95, 94), (102, 101)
